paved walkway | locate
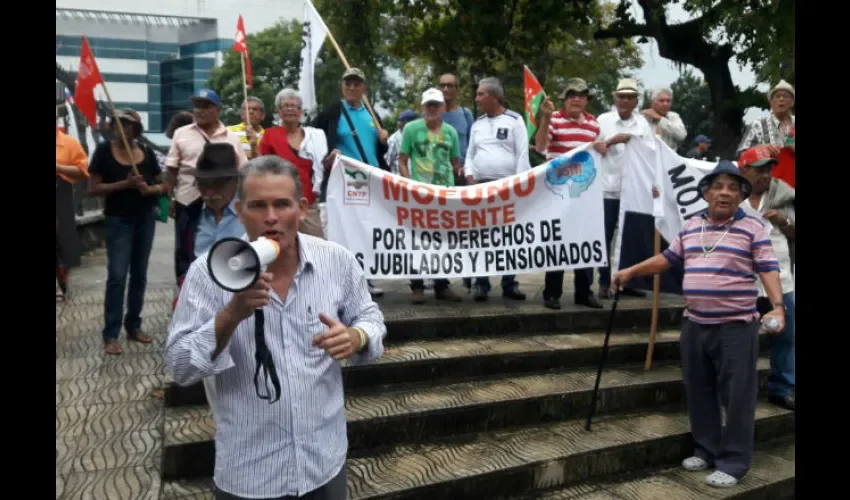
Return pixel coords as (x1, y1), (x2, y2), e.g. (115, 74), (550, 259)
(55, 221), (573, 499)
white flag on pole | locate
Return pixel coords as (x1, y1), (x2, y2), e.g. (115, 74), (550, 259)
(299, 0), (329, 113)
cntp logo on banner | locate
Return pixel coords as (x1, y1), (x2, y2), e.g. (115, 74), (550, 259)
(343, 168), (371, 206)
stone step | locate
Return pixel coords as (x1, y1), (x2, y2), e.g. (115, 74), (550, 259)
(508, 437), (795, 500)
(164, 328), (770, 407)
(381, 297), (684, 342)
(160, 402), (793, 500)
(165, 328), (686, 406)
(161, 357), (771, 481)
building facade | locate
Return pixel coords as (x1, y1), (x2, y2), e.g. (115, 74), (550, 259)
(56, 0), (301, 139)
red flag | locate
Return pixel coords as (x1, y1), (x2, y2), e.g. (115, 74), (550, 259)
(73, 36), (103, 126)
(233, 15), (253, 88)
(773, 124), (795, 188)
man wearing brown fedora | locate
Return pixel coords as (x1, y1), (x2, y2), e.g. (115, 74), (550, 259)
(185, 142), (246, 416)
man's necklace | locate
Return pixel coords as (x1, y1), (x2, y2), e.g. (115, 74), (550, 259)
(700, 218), (733, 258)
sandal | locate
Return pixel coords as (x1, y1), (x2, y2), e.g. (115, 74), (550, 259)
(682, 456), (709, 471)
(705, 471), (738, 488)
(104, 341), (124, 355)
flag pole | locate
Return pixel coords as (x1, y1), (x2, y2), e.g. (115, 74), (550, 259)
(239, 52), (254, 136)
(98, 83), (140, 176)
(644, 230), (662, 370)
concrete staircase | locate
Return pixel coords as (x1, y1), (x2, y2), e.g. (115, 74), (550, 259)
(159, 296), (794, 499)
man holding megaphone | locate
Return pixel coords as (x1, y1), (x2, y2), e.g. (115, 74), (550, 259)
(165, 155), (386, 500)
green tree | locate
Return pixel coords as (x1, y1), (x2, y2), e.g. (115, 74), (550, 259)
(593, 0), (795, 156)
(208, 20), (305, 128)
(384, 0), (643, 117)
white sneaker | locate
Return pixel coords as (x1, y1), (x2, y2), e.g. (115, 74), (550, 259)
(705, 471), (738, 488)
(682, 456), (709, 471)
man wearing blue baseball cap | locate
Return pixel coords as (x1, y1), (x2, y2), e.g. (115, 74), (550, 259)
(686, 134), (712, 160)
(385, 110), (418, 175)
(164, 88), (248, 286)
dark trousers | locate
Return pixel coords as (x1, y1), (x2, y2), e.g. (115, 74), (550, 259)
(411, 279), (449, 292)
(103, 210), (157, 341)
(768, 292), (795, 398)
(680, 318), (760, 479)
(214, 466), (347, 500)
(543, 268), (592, 301)
(174, 198), (204, 284)
(597, 198), (620, 287)
(474, 275), (517, 293)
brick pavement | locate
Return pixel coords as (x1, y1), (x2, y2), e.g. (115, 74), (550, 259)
(55, 220), (582, 499)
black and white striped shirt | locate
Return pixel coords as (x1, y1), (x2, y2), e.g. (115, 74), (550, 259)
(164, 234), (387, 498)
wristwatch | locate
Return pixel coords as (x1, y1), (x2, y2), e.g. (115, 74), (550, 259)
(773, 302), (785, 310)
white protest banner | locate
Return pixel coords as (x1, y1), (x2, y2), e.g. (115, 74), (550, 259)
(325, 144), (608, 279)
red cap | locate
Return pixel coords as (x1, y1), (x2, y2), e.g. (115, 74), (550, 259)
(738, 146), (778, 169)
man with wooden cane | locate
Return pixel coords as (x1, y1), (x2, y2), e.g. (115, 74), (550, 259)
(612, 161), (785, 489)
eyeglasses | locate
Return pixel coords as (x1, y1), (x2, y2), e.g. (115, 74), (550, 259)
(438, 83), (456, 89)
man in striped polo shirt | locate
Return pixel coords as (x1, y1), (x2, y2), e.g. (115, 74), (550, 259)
(533, 77), (603, 310)
(612, 161), (785, 489)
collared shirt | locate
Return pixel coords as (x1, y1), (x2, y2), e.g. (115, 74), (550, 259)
(226, 122), (265, 153)
(55, 130), (89, 183)
(662, 208), (780, 324)
(336, 101), (380, 167)
(166, 122), (249, 206)
(597, 110), (655, 199)
(165, 234), (387, 498)
(737, 113), (796, 156)
(544, 110), (600, 160)
(646, 110), (687, 150)
(465, 109), (531, 181)
(194, 197), (245, 258)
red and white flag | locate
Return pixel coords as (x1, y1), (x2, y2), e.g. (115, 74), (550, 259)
(233, 15), (253, 88)
(73, 36), (103, 126)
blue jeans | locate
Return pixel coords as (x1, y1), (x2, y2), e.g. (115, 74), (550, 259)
(103, 210), (157, 341)
(767, 291), (795, 398)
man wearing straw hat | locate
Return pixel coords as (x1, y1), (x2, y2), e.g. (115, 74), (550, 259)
(593, 78), (655, 299)
(613, 160), (785, 488)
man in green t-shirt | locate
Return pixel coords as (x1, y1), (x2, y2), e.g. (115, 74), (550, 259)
(399, 87), (463, 305)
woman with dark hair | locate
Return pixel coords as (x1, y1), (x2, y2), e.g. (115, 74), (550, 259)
(166, 110), (194, 139)
(88, 109), (166, 355)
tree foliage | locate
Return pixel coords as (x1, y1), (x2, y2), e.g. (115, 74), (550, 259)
(669, 69), (714, 151)
(594, 0), (795, 156)
(384, 0), (643, 116)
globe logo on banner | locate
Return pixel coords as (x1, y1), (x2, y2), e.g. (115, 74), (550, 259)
(544, 151), (596, 199)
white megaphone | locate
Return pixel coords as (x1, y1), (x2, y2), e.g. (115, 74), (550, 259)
(207, 237), (281, 293)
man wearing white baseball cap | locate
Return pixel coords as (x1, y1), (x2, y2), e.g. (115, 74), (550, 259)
(399, 88), (464, 304)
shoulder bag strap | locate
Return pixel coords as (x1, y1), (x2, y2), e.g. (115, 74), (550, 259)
(340, 104), (369, 163)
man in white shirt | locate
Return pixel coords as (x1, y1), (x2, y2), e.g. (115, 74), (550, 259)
(166, 155), (386, 500)
(464, 77), (531, 301)
(593, 78), (655, 299)
(641, 87), (687, 151)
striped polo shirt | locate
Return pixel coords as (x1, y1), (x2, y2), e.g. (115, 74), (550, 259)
(662, 208), (780, 324)
(545, 110), (600, 159)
